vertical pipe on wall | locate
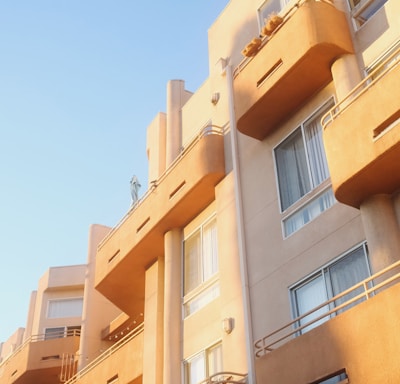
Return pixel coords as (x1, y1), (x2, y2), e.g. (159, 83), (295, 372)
(224, 61), (256, 384)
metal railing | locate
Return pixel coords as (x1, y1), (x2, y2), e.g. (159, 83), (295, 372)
(0, 329), (81, 368)
(97, 125), (225, 251)
(65, 322), (144, 384)
(198, 371), (248, 384)
(322, 43), (400, 129)
(234, 0), (335, 77)
(254, 260), (400, 358)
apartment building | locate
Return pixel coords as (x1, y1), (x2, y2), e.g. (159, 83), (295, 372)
(222, 0), (400, 383)
(0, 265), (86, 384)
(1, 0), (399, 383)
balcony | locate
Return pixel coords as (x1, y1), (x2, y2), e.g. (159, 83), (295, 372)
(254, 261), (400, 383)
(95, 127), (225, 315)
(0, 330), (80, 384)
(323, 46), (400, 208)
(234, 0), (353, 140)
(65, 323), (144, 384)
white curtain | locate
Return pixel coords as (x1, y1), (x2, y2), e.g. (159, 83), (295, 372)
(47, 298), (83, 319)
(276, 129), (310, 210)
(207, 344), (223, 376)
(188, 353), (205, 384)
(295, 275), (329, 333)
(202, 220), (218, 282)
(304, 112), (330, 187)
(330, 246), (370, 310)
(184, 231), (201, 295)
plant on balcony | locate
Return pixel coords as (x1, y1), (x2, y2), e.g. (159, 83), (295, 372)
(241, 37), (262, 57)
(261, 12), (283, 36)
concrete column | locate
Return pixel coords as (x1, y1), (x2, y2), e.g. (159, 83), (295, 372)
(166, 80), (184, 166)
(143, 258), (165, 384)
(78, 224), (121, 370)
(360, 194), (400, 273)
(163, 229), (182, 384)
(331, 54), (362, 103)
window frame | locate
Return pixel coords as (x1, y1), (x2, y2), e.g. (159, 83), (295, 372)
(257, 0), (291, 32)
(290, 242), (371, 334)
(183, 216), (219, 317)
(348, 0), (389, 29)
(274, 98), (334, 214)
(47, 297), (84, 319)
(184, 342), (223, 384)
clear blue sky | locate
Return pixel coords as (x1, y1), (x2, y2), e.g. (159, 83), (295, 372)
(0, 0), (228, 343)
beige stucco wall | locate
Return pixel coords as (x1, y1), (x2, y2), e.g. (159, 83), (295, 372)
(28, 265), (86, 337)
(78, 224), (122, 370)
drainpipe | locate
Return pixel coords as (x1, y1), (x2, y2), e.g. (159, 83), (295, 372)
(223, 59), (256, 384)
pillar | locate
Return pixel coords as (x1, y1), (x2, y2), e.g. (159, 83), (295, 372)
(143, 257), (165, 384)
(166, 80), (185, 166)
(360, 194), (400, 273)
(163, 229), (182, 384)
(331, 54), (362, 103)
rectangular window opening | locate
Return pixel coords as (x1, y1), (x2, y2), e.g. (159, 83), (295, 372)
(291, 243), (370, 334)
(274, 99), (334, 214)
(183, 216), (219, 317)
(184, 343), (223, 384)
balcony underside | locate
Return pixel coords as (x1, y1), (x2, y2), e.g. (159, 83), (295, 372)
(95, 132), (225, 315)
(234, 0), (353, 140)
(324, 63), (400, 208)
(0, 336), (80, 384)
(255, 282), (400, 384)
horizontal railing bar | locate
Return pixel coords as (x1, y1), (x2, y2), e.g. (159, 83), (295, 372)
(97, 125), (225, 251)
(255, 260), (400, 357)
(198, 371), (248, 384)
(322, 44), (400, 129)
(65, 322), (144, 384)
(0, 329), (81, 368)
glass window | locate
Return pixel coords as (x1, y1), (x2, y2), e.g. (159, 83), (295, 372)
(184, 217), (219, 317)
(47, 298), (84, 319)
(275, 101), (333, 211)
(184, 218), (218, 295)
(291, 244), (370, 334)
(258, 0), (290, 28)
(45, 327), (65, 340)
(283, 187), (335, 237)
(349, 0), (389, 27)
(185, 343), (223, 384)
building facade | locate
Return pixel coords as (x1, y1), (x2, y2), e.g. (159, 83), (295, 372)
(1, 0), (399, 383)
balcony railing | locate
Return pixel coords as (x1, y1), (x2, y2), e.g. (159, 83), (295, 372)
(0, 329), (81, 368)
(64, 322), (144, 384)
(234, 0), (353, 139)
(198, 371), (248, 384)
(254, 260), (400, 358)
(97, 125), (224, 251)
(322, 43), (400, 130)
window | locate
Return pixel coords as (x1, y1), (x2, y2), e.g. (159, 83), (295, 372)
(184, 217), (219, 316)
(349, 0), (389, 27)
(44, 326), (81, 339)
(45, 327), (66, 340)
(258, 0), (290, 28)
(185, 343), (223, 384)
(275, 100), (333, 211)
(47, 298), (83, 319)
(291, 244), (370, 334)
(283, 188), (335, 237)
